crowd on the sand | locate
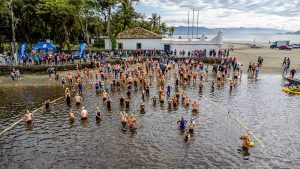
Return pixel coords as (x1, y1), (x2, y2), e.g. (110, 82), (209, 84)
(21, 55), (258, 155)
(2, 47), (231, 67)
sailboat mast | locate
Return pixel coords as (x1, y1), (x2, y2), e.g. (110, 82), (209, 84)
(192, 9), (194, 39)
(197, 10), (199, 38)
(188, 10), (190, 39)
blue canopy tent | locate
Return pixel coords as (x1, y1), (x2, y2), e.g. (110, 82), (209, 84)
(32, 42), (57, 50)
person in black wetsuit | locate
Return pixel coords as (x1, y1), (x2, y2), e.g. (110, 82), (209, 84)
(66, 94), (71, 106)
(119, 95), (125, 105)
(95, 107), (101, 120)
(44, 100), (50, 110)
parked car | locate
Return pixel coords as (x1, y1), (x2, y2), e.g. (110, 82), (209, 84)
(279, 45), (292, 50)
(251, 44), (261, 48)
(291, 44), (300, 48)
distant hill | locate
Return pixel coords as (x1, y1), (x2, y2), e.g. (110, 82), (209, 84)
(286, 31), (300, 34)
(174, 26), (286, 35)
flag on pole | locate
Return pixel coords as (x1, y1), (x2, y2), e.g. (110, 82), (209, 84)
(19, 43), (26, 59)
(78, 43), (86, 58)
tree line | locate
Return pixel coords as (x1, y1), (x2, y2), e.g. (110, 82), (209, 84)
(0, 0), (176, 52)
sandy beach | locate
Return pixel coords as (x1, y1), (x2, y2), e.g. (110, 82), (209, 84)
(223, 41), (300, 73)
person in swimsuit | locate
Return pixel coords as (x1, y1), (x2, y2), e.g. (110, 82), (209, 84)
(188, 118), (195, 133)
(95, 107), (101, 120)
(95, 82), (100, 91)
(142, 90), (145, 100)
(177, 117), (187, 130)
(152, 96), (157, 105)
(125, 98), (130, 107)
(168, 99), (173, 108)
(23, 110), (33, 124)
(192, 101), (199, 111)
(184, 97), (190, 106)
(105, 98), (112, 108)
(126, 89), (131, 97)
(80, 107), (88, 120)
(140, 101), (145, 111)
(78, 81), (83, 95)
(199, 82), (204, 92)
(66, 93), (71, 106)
(167, 84), (171, 96)
(240, 134), (251, 150)
(184, 133), (191, 142)
(229, 80), (234, 91)
(128, 114), (137, 129)
(119, 95), (125, 105)
(74, 93), (82, 105)
(68, 112), (75, 121)
(102, 90), (109, 102)
(120, 112), (128, 127)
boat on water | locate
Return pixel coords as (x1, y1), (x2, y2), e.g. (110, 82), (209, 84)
(283, 76), (300, 85)
(282, 87), (300, 95)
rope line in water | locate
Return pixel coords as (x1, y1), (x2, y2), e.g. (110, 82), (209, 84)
(0, 79), (91, 138)
(0, 96), (64, 137)
(202, 95), (265, 149)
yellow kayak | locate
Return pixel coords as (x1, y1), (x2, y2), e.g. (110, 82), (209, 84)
(282, 87), (300, 95)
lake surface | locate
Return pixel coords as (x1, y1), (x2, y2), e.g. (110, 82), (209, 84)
(0, 74), (299, 169)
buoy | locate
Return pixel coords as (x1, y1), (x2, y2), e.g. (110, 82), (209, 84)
(249, 141), (254, 147)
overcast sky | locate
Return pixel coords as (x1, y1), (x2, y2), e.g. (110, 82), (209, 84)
(133, 0), (300, 31)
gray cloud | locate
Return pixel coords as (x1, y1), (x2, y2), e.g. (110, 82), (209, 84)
(138, 0), (300, 30)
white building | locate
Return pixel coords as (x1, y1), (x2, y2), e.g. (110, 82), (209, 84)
(105, 27), (223, 54)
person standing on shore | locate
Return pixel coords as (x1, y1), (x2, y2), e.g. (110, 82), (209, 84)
(290, 69), (297, 78)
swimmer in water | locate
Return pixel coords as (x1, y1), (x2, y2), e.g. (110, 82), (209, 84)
(68, 112), (75, 121)
(184, 133), (191, 142)
(188, 118), (195, 133)
(127, 114), (137, 129)
(125, 98), (130, 107)
(167, 83), (171, 96)
(95, 107), (101, 120)
(152, 96), (157, 105)
(184, 97), (190, 106)
(44, 100), (50, 110)
(66, 93), (71, 106)
(177, 117), (187, 130)
(239, 134), (251, 150)
(80, 107), (88, 120)
(119, 95), (125, 105)
(160, 92), (165, 103)
(140, 101), (145, 111)
(65, 88), (71, 97)
(74, 93), (82, 105)
(105, 98), (112, 108)
(23, 110), (33, 124)
(192, 101), (199, 111)
(168, 99), (173, 108)
(142, 90), (145, 100)
(102, 90), (109, 102)
(229, 80), (234, 91)
(120, 112), (128, 126)
(199, 82), (204, 92)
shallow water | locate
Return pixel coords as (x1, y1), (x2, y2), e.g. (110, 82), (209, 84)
(0, 74), (299, 169)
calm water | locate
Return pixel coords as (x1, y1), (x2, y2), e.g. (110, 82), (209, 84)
(174, 34), (300, 43)
(0, 74), (300, 169)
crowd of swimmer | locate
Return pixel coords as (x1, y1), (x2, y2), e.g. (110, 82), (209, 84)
(23, 57), (253, 148)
